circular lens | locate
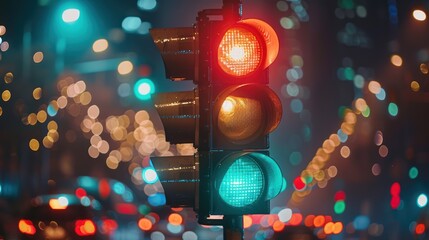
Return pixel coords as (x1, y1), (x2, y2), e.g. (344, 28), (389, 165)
(218, 95), (263, 141)
(217, 26), (262, 76)
(215, 84), (282, 144)
(218, 155), (263, 207)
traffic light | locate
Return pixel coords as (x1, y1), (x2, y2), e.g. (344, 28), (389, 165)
(150, 0), (284, 225)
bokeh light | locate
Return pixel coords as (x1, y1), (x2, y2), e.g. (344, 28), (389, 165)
(92, 39), (109, 53)
(413, 9), (427, 21)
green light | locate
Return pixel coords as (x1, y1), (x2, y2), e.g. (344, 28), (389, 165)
(134, 78), (155, 100)
(409, 167), (418, 179)
(334, 200), (346, 214)
(388, 102), (398, 117)
(362, 105), (370, 117)
(218, 157), (263, 207)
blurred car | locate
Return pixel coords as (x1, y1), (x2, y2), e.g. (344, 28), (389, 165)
(18, 194), (117, 239)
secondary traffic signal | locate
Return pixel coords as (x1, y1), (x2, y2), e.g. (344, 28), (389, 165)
(150, 1), (284, 226)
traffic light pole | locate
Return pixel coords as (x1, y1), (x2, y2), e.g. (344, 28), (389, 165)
(223, 215), (244, 240)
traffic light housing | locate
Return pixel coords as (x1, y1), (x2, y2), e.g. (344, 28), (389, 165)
(150, 1), (284, 225)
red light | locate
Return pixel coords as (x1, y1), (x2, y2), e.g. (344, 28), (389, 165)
(416, 223), (426, 235)
(99, 178), (111, 199)
(75, 219), (96, 236)
(293, 176), (306, 191)
(75, 187), (87, 198)
(334, 190), (346, 201)
(18, 219), (36, 235)
(390, 195), (401, 209)
(115, 203), (138, 215)
(218, 26), (262, 77)
(101, 219), (118, 235)
(217, 19), (279, 77)
(390, 182), (400, 196)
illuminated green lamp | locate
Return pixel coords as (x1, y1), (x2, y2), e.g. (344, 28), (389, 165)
(215, 152), (283, 209)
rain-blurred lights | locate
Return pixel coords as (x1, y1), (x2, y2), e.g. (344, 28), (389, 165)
(33, 52), (44, 63)
(4, 72), (13, 83)
(0, 41), (9, 52)
(29, 139), (40, 151)
(0, 26), (5, 36)
(372, 163), (381, 176)
(137, 0), (157, 10)
(142, 167), (158, 184)
(1, 90), (11, 102)
(138, 217), (153, 231)
(243, 215), (253, 228)
(378, 145), (388, 157)
(134, 78), (155, 100)
(409, 167), (418, 179)
(182, 231), (198, 240)
(33, 87), (42, 100)
(168, 213), (183, 225)
(278, 208), (292, 223)
(293, 176), (306, 191)
(420, 63), (429, 74)
(410, 81), (420, 92)
(388, 102), (398, 116)
(62, 8), (80, 23)
(118, 60), (133, 75)
(92, 39), (108, 53)
(368, 81), (381, 94)
(334, 201), (346, 214)
(122, 16), (141, 32)
(390, 55), (402, 67)
(375, 88), (386, 100)
(416, 223), (426, 235)
(417, 194), (428, 208)
(340, 146), (350, 158)
(413, 9), (427, 21)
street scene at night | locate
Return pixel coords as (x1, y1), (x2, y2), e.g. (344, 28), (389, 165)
(1, 0), (429, 239)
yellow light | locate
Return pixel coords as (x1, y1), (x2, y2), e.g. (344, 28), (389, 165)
(29, 139), (40, 151)
(1, 90), (11, 102)
(221, 97), (235, 114)
(411, 81), (420, 92)
(92, 39), (109, 53)
(218, 95), (262, 142)
(118, 60), (133, 75)
(37, 110), (47, 123)
(49, 198), (68, 210)
(215, 84), (282, 144)
(413, 9), (427, 21)
(33, 87), (42, 100)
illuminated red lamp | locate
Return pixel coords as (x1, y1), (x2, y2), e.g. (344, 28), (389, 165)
(217, 19), (279, 78)
(75, 219), (96, 236)
(18, 219), (36, 235)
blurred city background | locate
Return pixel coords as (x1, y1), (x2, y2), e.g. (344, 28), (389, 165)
(1, 0), (429, 239)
